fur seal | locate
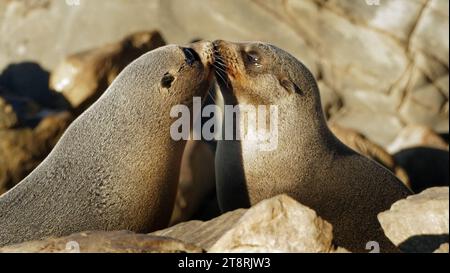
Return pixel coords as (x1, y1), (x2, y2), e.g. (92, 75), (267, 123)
(0, 42), (215, 247)
(212, 40), (412, 252)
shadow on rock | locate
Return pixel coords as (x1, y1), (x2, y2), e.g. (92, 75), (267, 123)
(0, 62), (70, 127)
(394, 147), (449, 193)
(398, 234), (449, 253)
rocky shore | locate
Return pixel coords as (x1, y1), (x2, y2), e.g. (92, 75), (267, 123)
(0, 0), (448, 253)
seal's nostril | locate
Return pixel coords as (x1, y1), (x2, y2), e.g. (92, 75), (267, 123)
(182, 47), (201, 66)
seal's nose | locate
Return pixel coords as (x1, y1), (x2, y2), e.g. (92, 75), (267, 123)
(181, 47), (200, 66)
(188, 41), (215, 66)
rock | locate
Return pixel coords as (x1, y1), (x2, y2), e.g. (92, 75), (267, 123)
(318, 81), (342, 119)
(0, 111), (72, 191)
(170, 140), (217, 225)
(0, 96), (17, 129)
(433, 243), (449, 253)
(159, 195), (343, 253)
(399, 83), (448, 132)
(0, 127), (36, 190)
(209, 195), (335, 253)
(378, 187), (449, 253)
(0, 62), (68, 111)
(0, 0), (448, 141)
(0, 230), (203, 253)
(0, 95), (43, 127)
(329, 124), (410, 187)
(410, 0), (449, 66)
(394, 147), (449, 193)
(50, 31), (165, 111)
(153, 209), (246, 251)
(387, 125), (449, 154)
(329, 108), (405, 148)
(323, 0), (425, 42)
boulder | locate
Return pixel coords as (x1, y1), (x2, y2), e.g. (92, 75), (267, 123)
(0, 0), (448, 141)
(153, 209), (246, 251)
(0, 230), (203, 253)
(378, 187), (449, 253)
(388, 125), (449, 154)
(158, 195), (346, 253)
(209, 195), (335, 253)
(0, 96), (17, 129)
(0, 111), (72, 191)
(50, 31), (165, 111)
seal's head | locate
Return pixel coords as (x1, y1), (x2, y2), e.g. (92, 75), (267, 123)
(150, 41), (215, 105)
(212, 40), (323, 118)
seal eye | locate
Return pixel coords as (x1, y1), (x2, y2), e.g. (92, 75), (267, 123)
(280, 78), (302, 95)
(161, 72), (175, 88)
(245, 50), (261, 67)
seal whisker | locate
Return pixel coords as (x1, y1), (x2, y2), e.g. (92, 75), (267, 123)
(207, 88), (217, 104)
(213, 63), (227, 74)
(214, 69), (229, 88)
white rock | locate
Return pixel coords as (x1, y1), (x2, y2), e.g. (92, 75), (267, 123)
(209, 195), (334, 253)
(378, 187), (449, 252)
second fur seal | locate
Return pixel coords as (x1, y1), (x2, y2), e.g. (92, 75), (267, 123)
(213, 40), (412, 253)
(0, 42), (215, 247)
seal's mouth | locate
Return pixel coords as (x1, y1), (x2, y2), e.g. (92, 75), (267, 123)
(212, 41), (232, 90)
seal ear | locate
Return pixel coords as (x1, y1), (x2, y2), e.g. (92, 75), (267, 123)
(279, 78), (303, 95)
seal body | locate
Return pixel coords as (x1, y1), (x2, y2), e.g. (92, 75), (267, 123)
(0, 42), (215, 247)
(213, 40), (412, 252)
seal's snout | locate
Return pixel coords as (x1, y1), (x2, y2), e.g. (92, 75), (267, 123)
(182, 47), (201, 66)
(188, 41), (215, 67)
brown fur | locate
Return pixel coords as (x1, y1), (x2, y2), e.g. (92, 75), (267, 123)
(213, 40), (412, 253)
(0, 42), (215, 247)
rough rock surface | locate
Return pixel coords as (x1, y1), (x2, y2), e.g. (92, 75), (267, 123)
(154, 209), (246, 251)
(433, 243), (449, 253)
(50, 30), (165, 111)
(378, 187), (449, 253)
(0, 0), (447, 146)
(0, 96), (17, 129)
(387, 125), (449, 154)
(0, 111), (72, 192)
(209, 195), (334, 253)
(0, 230), (203, 253)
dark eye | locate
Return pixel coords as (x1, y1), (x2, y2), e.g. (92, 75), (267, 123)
(161, 72), (175, 88)
(245, 50), (261, 67)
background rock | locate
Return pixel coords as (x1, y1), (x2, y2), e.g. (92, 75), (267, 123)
(0, 111), (72, 192)
(209, 195), (335, 253)
(0, 230), (203, 253)
(50, 30), (165, 112)
(387, 125), (449, 154)
(0, 0), (448, 147)
(378, 187), (449, 253)
(0, 96), (17, 129)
